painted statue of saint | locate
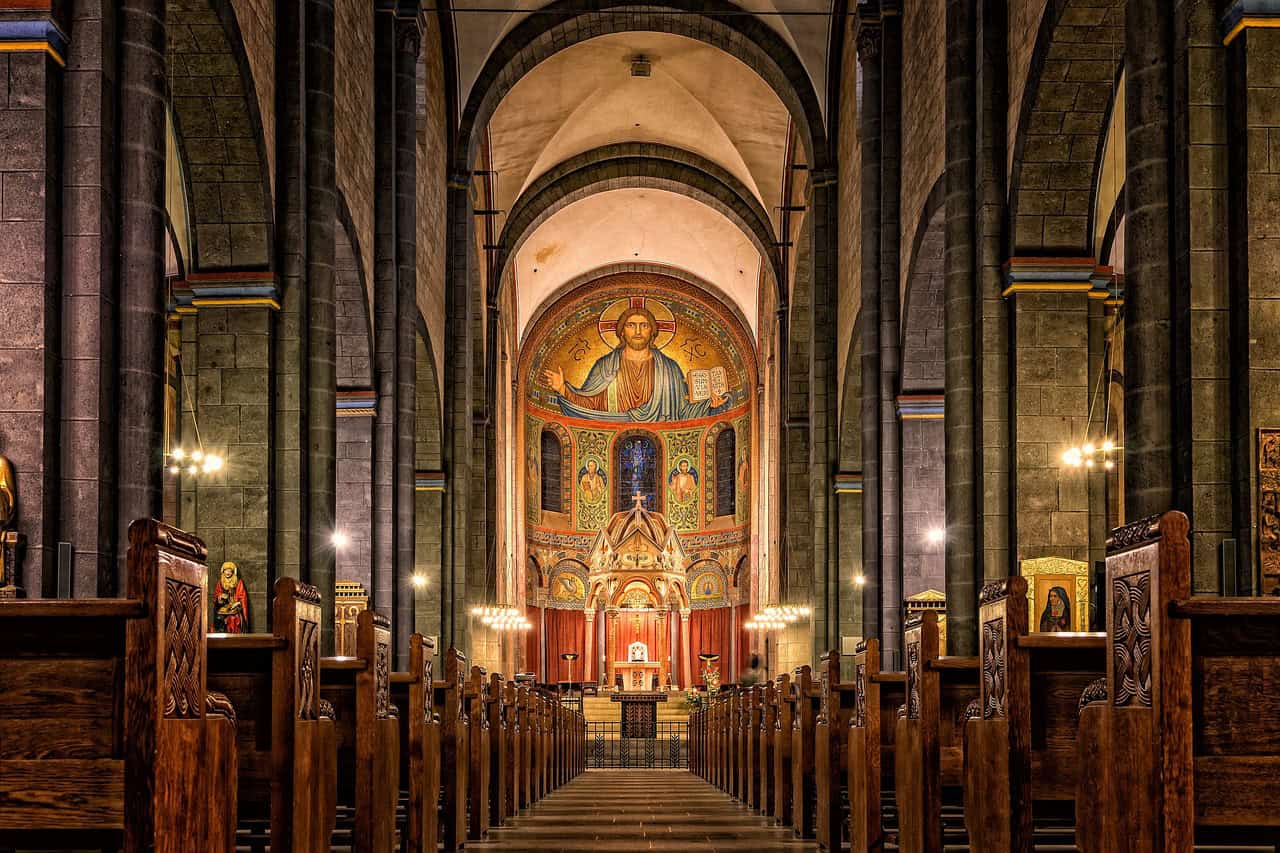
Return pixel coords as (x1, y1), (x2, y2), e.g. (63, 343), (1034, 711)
(0, 451), (15, 532)
(668, 459), (699, 504)
(213, 561), (250, 634)
(542, 306), (730, 422)
(1038, 585), (1072, 633)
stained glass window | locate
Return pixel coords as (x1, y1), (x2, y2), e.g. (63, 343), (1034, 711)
(715, 428), (736, 517)
(616, 434), (659, 511)
(541, 429), (564, 513)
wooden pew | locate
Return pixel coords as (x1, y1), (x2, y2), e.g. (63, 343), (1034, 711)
(391, 633), (439, 853)
(464, 666), (491, 841)
(963, 576), (1106, 852)
(499, 678), (521, 820)
(848, 639), (905, 853)
(772, 673), (795, 825)
(742, 686), (762, 809)
(321, 609), (399, 852)
(1077, 510), (1280, 851)
(791, 665), (821, 838)
(435, 647), (470, 852)
(205, 577), (333, 852)
(487, 672), (508, 828)
(205, 691), (239, 853)
(758, 680), (777, 816)
(516, 681), (534, 806)
(894, 609), (978, 853)
(0, 518), (234, 851)
(815, 651), (858, 850)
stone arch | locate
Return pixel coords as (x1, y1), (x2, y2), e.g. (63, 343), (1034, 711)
(493, 144), (784, 302)
(540, 422), (573, 517)
(703, 422), (737, 525)
(166, 0), (273, 271)
(838, 326), (862, 472)
(1009, 0), (1124, 256)
(457, 0), (830, 173)
(335, 207), (374, 590)
(901, 181), (945, 393)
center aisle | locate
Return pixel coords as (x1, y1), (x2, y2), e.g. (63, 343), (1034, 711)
(466, 769), (821, 852)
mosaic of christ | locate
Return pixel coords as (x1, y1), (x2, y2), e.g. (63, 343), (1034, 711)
(534, 292), (747, 423)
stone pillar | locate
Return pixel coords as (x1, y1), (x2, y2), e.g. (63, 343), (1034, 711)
(943, 0), (979, 656)
(116, 0), (167, 591)
(0, 20), (62, 595)
(810, 172), (840, 656)
(371, 3), (396, 626)
(305, 0), (338, 651)
(583, 609), (595, 683)
(607, 608), (619, 686)
(1225, 4), (1280, 593)
(274, 0), (307, 588)
(878, 3), (904, 670)
(393, 9), (421, 670)
(977, 0), (1012, 583)
(856, 9), (884, 660)
(655, 609), (667, 689)
(680, 609), (692, 689)
(60, 4), (118, 597)
(1124, 0), (1182, 520)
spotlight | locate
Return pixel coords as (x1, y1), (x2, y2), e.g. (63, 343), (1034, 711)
(331, 531), (349, 549)
(171, 447), (185, 461)
(187, 465), (199, 476)
(168, 465), (180, 475)
(191, 449), (204, 462)
(411, 574), (428, 588)
(854, 574), (867, 586)
(926, 528), (945, 545)
(1101, 439), (1114, 452)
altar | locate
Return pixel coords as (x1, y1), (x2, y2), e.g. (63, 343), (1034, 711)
(616, 660), (660, 691)
(611, 690), (668, 737)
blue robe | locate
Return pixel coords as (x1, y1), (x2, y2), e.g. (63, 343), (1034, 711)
(554, 346), (731, 422)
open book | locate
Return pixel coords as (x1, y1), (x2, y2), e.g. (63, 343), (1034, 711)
(688, 366), (729, 402)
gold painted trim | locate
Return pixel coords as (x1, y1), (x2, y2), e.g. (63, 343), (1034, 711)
(1001, 281), (1094, 297)
(415, 485), (446, 492)
(1224, 16), (1280, 46)
(336, 408), (376, 417)
(0, 41), (64, 66)
(190, 297), (282, 310)
(900, 412), (945, 420)
(172, 305), (199, 315)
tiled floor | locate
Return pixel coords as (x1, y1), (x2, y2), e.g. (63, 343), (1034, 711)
(466, 770), (820, 852)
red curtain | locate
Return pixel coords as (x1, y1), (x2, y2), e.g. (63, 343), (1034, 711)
(526, 605), (542, 680)
(737, 604), (752, 676)
(689, 607), (732, 684)
(544, 608), (586, 683)
(613, 610), (660, 663)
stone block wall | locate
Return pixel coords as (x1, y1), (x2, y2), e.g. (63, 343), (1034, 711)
(1012, 292), (1090, 561)
(418, 17), (449, 390)
(900, 0), (945, 292)
(1007, 0), (1049, 178)
(336, 416), (373, 590)
(335, 0), (374, 291)
(229, 0), (275, 187)
(185, 307), (273, 626)
(0, 51), (59, 591)
(837, 12), (862, 422)
(901, 418), (944, 596)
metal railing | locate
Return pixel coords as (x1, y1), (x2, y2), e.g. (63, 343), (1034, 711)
(586, 721), (688, 769)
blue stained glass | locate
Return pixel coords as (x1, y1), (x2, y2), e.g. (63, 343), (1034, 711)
(616, 435), (658, 512)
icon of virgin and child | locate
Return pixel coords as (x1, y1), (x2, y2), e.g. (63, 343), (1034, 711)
(541, 301), (734, 423)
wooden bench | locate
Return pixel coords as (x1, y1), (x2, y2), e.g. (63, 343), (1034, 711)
(465, 666), (491, 841)
(0, 518), (235, 851)
(815, 650), (858, 850)
(741, 686), (761, 808)
(894, 610), (978, 853)
(486, 672), (508, 829)
(772, 673), (795, 825)
(758, 680), (778, 816)
(1077, 510), (1280, 851)
(320, 609), (399, 852)
(434, 648), (469, 852)
(205, 576), (335, 853)
(964, 576), (1106, 852)
(390, 633), (439, 853)
(791, 665), (821, 838)
(847, 640), (905, 853)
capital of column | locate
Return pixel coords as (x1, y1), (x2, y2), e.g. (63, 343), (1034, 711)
(855, 12), (881, 64)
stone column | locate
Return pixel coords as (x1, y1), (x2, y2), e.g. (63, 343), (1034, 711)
(393, 8), (422, 668)
(607, 608), (619, 686)
(61, 4), (119, 596)
(1124, 0), (1182, 520)
(1225, 3), (1280, 594)
(943, 0), (979, 656)
(655, 609), (667, 689)
(274, 0), (308, 587)
(305, 0), (338, 651)
(680, 609), (693, 689)
(371, 3), (396, 627)
(583, 609), (595, 683)
(116, 0), (167, 591)
(977, 0), (1012, 583)
(878, 3), (904, 670)
(856, 10), (884, 658)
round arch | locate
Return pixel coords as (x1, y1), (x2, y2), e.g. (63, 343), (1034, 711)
(456, 0), (831, 173)
(901, 181), (945, 393)
(493, 144), (784, 301)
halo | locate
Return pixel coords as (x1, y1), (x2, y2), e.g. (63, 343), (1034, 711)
(598, 297), (676, 350)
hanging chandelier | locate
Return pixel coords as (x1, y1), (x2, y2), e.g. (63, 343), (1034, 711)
(744, 605), (811, 632)
(471, 605), (531, 632)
